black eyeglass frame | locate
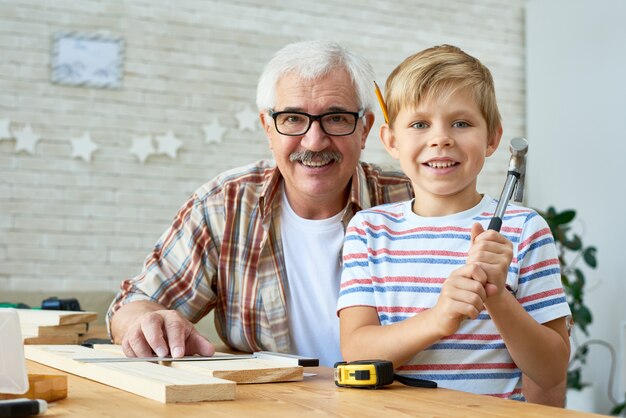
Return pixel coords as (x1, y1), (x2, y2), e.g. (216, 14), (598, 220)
(268, 109), (365, 137)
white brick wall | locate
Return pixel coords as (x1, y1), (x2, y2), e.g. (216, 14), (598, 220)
(0, 0), (526, 292)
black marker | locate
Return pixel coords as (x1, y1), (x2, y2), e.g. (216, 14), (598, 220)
(0, 399), (47, 418)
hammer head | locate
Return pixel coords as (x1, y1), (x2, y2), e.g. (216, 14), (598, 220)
(508, 137), (528, 202)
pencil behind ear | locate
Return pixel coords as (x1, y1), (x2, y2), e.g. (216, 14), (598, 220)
(373, 81), (389, 124)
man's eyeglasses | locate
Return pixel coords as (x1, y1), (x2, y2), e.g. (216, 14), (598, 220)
(268, 109), (364, 136)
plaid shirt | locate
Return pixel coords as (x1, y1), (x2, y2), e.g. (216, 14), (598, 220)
(107, 160), (413, 353)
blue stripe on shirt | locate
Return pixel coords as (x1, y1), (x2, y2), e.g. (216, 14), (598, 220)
(518, 237), (554, 262)
(339, 285), (441, 298)
(366, 231), (471, 241)
(428, 342), (507, 350)
(405, 371), (522, 381)
(524, 296), (567, 312)
(518, 267), (560, 284)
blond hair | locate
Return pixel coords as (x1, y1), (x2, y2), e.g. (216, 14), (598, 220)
(384, 44), (501, 139)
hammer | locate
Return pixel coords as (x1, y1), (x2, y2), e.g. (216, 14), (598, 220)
(488, 137), (529, 231)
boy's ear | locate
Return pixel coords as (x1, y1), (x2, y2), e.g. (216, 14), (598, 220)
(486, 124), (503, 156)
(380, 123), (400, 160)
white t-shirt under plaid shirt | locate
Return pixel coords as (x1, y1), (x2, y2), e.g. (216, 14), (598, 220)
(337, 195), (571, 400)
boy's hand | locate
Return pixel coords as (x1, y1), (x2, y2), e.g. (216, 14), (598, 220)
(433, 263), (488, 336)
(467, 222), (513, 297)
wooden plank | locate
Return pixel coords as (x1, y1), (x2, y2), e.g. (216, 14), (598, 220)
(21, 323), (89, 337)
(169, 358), (302, 384)
(16, 309), (98, 326)
(0, 374), (68, 402)
(24, 345), (235, 403)
(23, 335), (79, 345)
(91, 344), (303, 384)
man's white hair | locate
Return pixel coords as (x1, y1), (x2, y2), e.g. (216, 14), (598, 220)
(256, 40), (375, 112)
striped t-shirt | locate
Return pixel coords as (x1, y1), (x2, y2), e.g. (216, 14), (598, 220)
(337, 195), (570, 399)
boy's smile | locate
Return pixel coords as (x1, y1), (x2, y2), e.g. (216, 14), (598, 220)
(380, 88), (502, 217)
(424, 157), (459, 173)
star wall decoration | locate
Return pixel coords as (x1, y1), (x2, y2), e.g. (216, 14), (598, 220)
(155, 130), (183, 159)
(129, 135), (156, 163)
(235, 106), (259, 132)
(202, 119), (227, 144)
(0, 119), (12, 140)
(69, 132), (99, 162)
(13, 124), (41, 154)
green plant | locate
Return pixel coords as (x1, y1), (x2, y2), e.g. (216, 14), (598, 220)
(538, 207), (597, 336)
(537, 207), (597, 389)
(538, 207), (626, 415)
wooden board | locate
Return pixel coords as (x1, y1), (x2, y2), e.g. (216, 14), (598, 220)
(23, 335), (79, 345)
(0, 374), (67, 402)
(21, 323), (89, 337)
(24, 345), (235, 403)
(92, 344), (303, 384)
(169, 358), (302, 384)
(16, 309), (98, 326)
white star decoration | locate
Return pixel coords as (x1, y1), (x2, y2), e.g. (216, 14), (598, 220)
(13, 124), (40, 154)
(155, 130), (183, 159)
(70, 132), (99, 162)
(3, 110), (270, 162)
(202, 119), (227, 144)
(235, 106), (259, 132)
(129, 135), (156, 163)
(0, 119), (12, 140)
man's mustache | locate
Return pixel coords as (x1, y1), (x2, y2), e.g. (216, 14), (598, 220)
(289, 150), (342, 164)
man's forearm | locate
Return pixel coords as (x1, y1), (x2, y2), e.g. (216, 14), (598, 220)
(109, 300), (167, 344)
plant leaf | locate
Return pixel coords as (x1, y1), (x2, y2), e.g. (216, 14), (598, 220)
(574, 268), (585, 287)
(583, 247), (598, 268)
(553, 209), (576, 225)
(567, 368), (584, 390)
(575, 305), (593, 335)
(610, 401), (626, 415)
(570, 280), (583, 300)
(564, 234), (582, 251)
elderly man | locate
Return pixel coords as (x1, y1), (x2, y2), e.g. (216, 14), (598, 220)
(107, 40), (413, 367)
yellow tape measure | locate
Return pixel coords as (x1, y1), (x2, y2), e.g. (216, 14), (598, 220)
(334, 360), (395, 388)
(334, 360), (438, 389)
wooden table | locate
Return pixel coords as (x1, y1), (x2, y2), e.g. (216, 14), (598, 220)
(26, 361), (604, 417)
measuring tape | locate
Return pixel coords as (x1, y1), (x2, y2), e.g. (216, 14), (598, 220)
(334, 360), (437, 389)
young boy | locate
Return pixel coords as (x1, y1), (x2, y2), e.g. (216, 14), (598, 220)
(337, 45), (570, 403)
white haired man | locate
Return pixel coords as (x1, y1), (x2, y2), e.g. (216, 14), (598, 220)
(107, 40), (413, 367)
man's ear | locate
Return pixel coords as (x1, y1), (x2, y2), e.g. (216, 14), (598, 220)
(380, 123), (400, 160)
(259, 111), (273, 149)
(359, 111), (375, 150)
(486, 124), (503, 157)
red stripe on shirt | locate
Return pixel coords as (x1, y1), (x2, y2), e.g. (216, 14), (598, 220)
(517, 288), (564, 304)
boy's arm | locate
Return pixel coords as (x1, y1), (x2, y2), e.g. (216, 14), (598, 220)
(468, 222), (570, 390)
(486, 297), (570, 389)
(339, 263), (490, 368)
(339, 305), (441, 368)
(523, 371), (567, 407)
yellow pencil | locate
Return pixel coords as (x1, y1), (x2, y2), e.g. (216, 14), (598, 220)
(373, 81), (389, 124)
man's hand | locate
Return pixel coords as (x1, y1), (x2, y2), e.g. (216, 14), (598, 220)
(467, 223), (513, 297)
(110, 301), (215, 358)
